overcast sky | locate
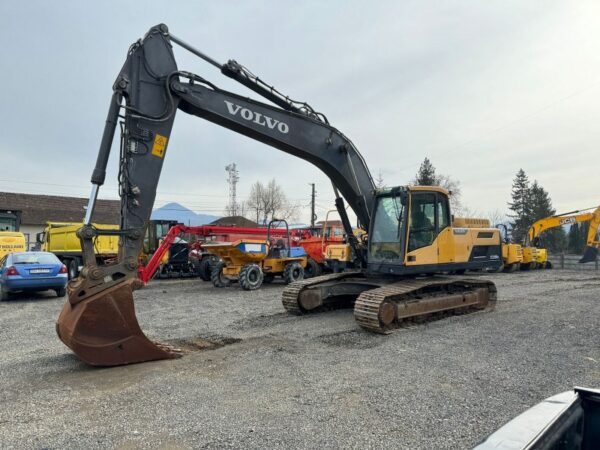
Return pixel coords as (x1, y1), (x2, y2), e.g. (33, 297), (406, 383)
(0, 1), (598, 223)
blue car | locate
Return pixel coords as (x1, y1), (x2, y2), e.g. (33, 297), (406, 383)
(0, 252), (68, 300)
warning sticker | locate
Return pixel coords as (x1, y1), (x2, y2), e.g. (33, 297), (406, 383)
(151, 134), (168, 158)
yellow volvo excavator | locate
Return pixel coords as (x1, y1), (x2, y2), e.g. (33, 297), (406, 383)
(56, 25), (502, 366)
(522, 206), (600, 268)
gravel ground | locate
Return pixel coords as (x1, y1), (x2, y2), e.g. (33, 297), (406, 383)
(0, 270), (598, 449)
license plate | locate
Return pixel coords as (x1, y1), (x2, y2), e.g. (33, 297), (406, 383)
(29, 269), (51, 274)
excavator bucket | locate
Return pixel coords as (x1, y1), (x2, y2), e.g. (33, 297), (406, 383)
(56, 279), (181, 366)
(579, 246), (598, 264)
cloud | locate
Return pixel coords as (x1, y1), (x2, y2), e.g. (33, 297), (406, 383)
(0, 1), (598, 223)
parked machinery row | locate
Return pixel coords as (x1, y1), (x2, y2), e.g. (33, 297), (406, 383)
(497, 206), (600, 272)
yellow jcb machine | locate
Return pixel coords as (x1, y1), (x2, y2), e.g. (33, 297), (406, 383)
(522, 206), (600, 268)
(56, 25), (503, 366)
(204, 219), (307, 290)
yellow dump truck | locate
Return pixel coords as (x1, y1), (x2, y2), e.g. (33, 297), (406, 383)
(0, 209), (27, 259)
(0, 232), (27, 259)
(37, 222), (119, 279)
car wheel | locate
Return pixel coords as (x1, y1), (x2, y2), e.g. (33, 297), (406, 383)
(55, 287), (67, 297)
(68, 259), (79, 280)
(0, 284), (9, 301)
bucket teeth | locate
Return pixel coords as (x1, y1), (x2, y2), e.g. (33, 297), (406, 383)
(56, 279), (180, 366)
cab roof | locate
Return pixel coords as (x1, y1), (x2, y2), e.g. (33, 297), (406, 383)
(407, 185), (451, 196)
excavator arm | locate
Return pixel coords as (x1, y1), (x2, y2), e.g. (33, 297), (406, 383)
(57, 24), (376, 366)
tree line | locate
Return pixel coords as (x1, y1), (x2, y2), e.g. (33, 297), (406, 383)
(411, 158), (587, 254)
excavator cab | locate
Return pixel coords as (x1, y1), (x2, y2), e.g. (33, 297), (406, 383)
(368, 186), (502, 275)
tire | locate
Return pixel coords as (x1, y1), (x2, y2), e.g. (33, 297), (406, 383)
(545, 261), (553, 269)
(487, 265), (503, 273)
(504, 263), (519, 273)
(283, 262), (304, 284)
(198, 258), (212, 281)
(0, 284), (9, 301)
(68, 259), (79, 280)
(55, 287), (66, 297)
(239, 263), (263, 291)
(304, 258), (322, 278)
(211, 261), (231, 288)
(520, 263), (531, 271)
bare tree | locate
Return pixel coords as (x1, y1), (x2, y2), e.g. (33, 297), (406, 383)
(247, 181), (265, 223)
(245, 179), (298, 224)
(436, 173), (462, 212)
(375, 170), (386, 189)
(485, 209), (508, 227)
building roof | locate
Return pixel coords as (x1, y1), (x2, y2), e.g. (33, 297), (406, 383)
(209, 216), (259, 228)
(0, 192), (120, 226)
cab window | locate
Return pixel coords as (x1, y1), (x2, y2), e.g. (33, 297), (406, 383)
(437, 195), (450, 230)
(408, 193), (436, 252)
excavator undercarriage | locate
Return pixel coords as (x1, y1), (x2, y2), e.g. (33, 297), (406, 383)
(283, 272), (495, 333)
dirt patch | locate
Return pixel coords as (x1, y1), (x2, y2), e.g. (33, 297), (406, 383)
(317, 330), (382, 349)
(170, 335), (242, 353)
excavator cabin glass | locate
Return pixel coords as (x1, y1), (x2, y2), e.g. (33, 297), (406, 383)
(369, 192), (407, 261)
(369, 190), (453, 264)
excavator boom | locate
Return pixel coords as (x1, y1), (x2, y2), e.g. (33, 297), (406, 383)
(57, 24), (375, 366)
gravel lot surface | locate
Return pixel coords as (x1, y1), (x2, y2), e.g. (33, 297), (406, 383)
(0, 270), (598, 449)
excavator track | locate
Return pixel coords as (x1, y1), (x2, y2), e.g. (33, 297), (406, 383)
(354, 277), (496, 334)
(282, 271), (362, 314)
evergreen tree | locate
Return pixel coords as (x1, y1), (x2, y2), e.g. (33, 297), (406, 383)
(507, 169), (532, 243)
(567, 221), (590, 254)
(414, 157), (437, 185)
(529, 181), (566, 252)
(568, 223), (581, 253)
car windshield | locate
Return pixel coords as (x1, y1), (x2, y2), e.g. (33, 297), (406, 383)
(12, 253), (58, 265)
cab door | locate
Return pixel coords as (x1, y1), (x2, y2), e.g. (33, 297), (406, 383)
(406, 193), (438, 265)
(434, 194), (455, 264)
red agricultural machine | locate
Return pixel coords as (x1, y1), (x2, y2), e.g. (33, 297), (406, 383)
(138, 224), (292, 283)
(138, 220), (348, 283)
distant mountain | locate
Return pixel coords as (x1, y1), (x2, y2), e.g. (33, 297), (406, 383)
(151, 202), (220, 226)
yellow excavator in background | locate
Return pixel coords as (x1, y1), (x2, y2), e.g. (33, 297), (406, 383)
(522, 206), (600, 268)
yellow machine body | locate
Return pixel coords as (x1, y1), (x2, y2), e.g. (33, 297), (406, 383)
(404, 225), (501, 266)
(0, 232), (27, 259)
(400, 188), (502, 268)
(502, 243), (523, 265)
(324, 243), (352, 263)
(203, 239), (307, 277)
(41, 222), (119, 255)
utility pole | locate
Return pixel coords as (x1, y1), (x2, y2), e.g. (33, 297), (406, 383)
(310, 183), (316, 227)
(225, 163), (239, 216)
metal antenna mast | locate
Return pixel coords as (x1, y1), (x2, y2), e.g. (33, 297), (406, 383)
(225, 163), (240, 216)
